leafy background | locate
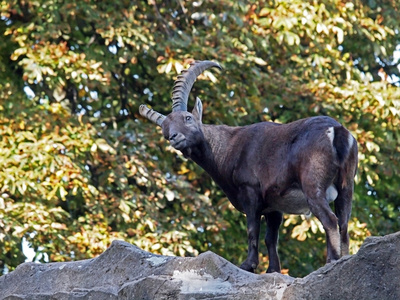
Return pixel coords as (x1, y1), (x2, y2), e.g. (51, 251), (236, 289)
(0, 0), (399, 277)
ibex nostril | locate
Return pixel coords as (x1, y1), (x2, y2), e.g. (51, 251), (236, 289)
(169, 133), (178, 141)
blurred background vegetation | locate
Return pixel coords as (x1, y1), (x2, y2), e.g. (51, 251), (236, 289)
(0, 0), (399, 277)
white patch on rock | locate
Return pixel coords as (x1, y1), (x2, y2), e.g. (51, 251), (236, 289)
(146, 255), (167, 267)
(172, 270), (232, 294)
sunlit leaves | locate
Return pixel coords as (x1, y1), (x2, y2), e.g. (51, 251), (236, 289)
(157, 58), (185, 75)
(0, 0), (399, 278)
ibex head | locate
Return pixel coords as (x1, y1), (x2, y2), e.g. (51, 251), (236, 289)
(139, 60), (221, 153)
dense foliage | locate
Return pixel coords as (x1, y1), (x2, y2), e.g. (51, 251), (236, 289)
(0, 0), (399, 276)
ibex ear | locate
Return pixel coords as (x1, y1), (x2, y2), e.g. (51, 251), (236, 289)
(192, 97), (203, 122)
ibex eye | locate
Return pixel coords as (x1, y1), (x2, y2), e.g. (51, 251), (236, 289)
(185, 116), (192, 122)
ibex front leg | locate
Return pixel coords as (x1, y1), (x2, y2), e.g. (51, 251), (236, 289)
(264, 211), (283, 273)
(240, 210), (261, 273)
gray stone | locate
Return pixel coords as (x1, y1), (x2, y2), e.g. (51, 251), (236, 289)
(0, 231), (399, 300)
(282, 231), (400, 300)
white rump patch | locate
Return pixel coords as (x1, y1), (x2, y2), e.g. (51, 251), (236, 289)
(326, 127), (334, 144)
(348, 132), (354, 149)
(326, 185), (338, 202)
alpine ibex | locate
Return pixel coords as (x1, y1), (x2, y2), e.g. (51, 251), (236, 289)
(139, 60), (358, 273)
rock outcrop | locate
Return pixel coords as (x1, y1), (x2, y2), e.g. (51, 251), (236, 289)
(1, 231), (399, 300)
(283, 231), (400, 300)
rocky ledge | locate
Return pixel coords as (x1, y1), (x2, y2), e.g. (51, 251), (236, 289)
(1, 231), (399, 300)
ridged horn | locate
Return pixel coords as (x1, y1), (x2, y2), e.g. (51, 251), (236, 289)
(139, 104), (166, 127)
(171, 60), (222, 112)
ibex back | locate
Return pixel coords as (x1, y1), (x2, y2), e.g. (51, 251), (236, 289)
(139, 60), (358, 273)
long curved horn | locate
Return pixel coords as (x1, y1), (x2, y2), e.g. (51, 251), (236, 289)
(171, 60), (222, 112)
(139, 104), (166, 126)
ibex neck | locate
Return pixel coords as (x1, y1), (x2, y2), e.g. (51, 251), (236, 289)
(189, 124), (238, 183)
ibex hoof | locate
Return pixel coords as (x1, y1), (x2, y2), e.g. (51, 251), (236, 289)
(240, 261), (257, 273)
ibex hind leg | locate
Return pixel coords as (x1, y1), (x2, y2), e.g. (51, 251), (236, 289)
(334, 182), (354, 257)
(302, 179), (341, 263)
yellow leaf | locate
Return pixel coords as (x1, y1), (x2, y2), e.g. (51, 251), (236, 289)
(53, 86), (66, 102)
(90, 143), (97, 152)
(333, 26), (344, 44)
(146, 219), (156, 232)
(90, 62), (102, 69)
(119, 57), (128, 64)
(165, 189), (175, 201)
(316, 23), (328, 35)
(310, 220), (318, 234)
(178, 165), (190, 175)
(151, 243), (162, 251)
(157, 63), (166, 74)
(178, 247), (185, 256)
(11, 48), (27, 61)
(47, 187), (58, 200)
(119, 200), (130, 214)
(259, 8), (270, 17)
(204, 70), (217, 83)
(95, 138), (116, 154)
(59, 186), (68, 200)
(389, 107), (398, 116)
(366, 174), (374, 185)
(253, 57), (267, 66)
(117, 35), (125, 47)
(165, 61), (173, 74)
(174, 61), (183, 74)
